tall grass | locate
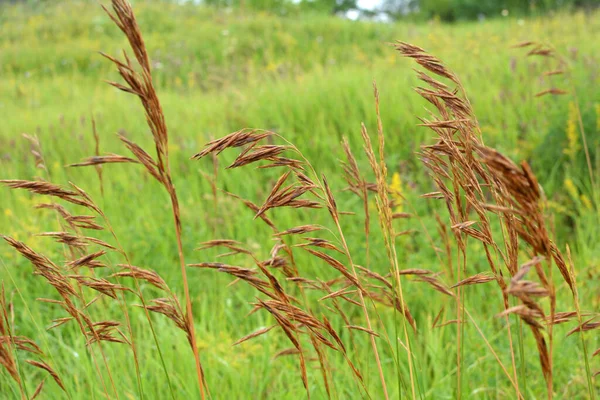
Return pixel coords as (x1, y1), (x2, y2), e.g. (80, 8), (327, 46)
(1, 1), (599, 399)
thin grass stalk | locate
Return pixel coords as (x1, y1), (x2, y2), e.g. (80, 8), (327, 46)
(167, 187), (207, 398)
(464, 308), (521, 393)
(372, 83), (416, 398)
(545, 258), (555, 399)
(566, 245), (595, 399)
(90, 115), (105, 197)
(518, 317), (527, 396)
(456, 249), (467, 400)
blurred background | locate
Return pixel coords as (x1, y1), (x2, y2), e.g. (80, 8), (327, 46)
(3, 0), (600, 20)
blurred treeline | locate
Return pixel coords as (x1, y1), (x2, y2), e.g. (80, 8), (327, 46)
(3, 0), (597, 21)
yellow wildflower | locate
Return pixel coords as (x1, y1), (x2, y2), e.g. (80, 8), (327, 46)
(4, 209), (13, 217)
(265, 62), (278, 72)
(355, 48), (368, 63)
(563, 102), (579, 162)
(187, 71), (196, 89)
(580, 195), (593, 211)
(546, 200), (568, 214)
(564, 177), (578, 202)
(389, 172), (404, 213)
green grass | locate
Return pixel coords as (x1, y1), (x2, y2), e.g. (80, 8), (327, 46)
(1, 1), (600, 398)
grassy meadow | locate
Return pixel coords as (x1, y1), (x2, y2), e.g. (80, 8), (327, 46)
(1, 1), (600, 398)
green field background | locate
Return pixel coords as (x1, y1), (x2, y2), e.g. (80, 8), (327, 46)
(1, 1), (599, 398)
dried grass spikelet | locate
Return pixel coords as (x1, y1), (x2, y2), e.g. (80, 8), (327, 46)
(23, 133), (47, 172)
(227, 145), (290, 169)
(111, 265), (169, 291)
(65, 250), (107, 270)
(189, 262), (274, 299)
(25, 360), (66, 391)
(144, 297), (189, 340)
(450, 272), (495, 288)
(255, 171), (321, 218)
(525, 44), (554, 58)
(117, 134), (163, 182)
(232, 325), (277, 347)
(86, 321), (129, 346)
(296, 237), (344, 254)
(0, 336), (43, 355)
(254, 298), (309, 391)
(3, 236), (78, 299)
(0, 180), (97, 211)
(415, 275), (455, 297)
(274, 225), (323, 237)
(31, 380), (45, 400)
(68, 154), (139, 167)
(535, 88), (568, 97)
(344, 325), (379, 337)
(303, 248), (361, 288)
(36, 231), (113, 250)
(68, 275), (129, 300)
(196, 239), (252, 257)
(367, 288), (416, 332)
(191, 129), (274, 160)
(566, 318), (600, 337)
(46, 316), (74, 331)
(546, 311), (579, 325)
(222, 190), (278, 231)
(35, 203), (109, 234)
(194, 133), (319, 222)
(394, 42), (459, 84)
(340, 137), (364, 197)
(273, 347), (301, 359)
